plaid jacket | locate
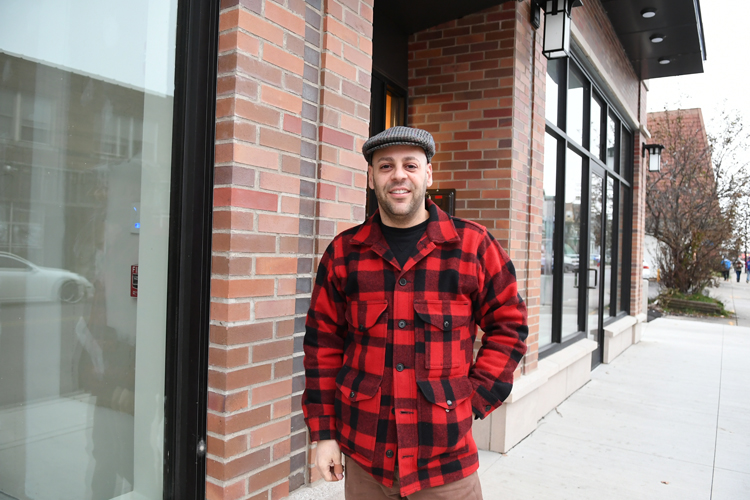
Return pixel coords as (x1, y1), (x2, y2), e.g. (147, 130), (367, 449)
(303, 200), (528, 496)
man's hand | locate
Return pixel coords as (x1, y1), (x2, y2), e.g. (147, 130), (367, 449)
(315, 439), (344, 481)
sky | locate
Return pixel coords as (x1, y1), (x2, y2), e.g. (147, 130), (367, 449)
(647, 0), (749, 170)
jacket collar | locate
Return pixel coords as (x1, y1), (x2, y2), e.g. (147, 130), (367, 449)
(351, 198), (460, 247)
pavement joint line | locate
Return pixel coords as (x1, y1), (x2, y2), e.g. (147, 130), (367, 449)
(709, 326), (725, 500)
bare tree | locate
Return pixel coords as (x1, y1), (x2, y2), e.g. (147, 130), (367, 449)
(646, 108), (750, 294)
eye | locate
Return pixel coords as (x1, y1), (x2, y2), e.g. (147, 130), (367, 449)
(405, 163), (418, 170)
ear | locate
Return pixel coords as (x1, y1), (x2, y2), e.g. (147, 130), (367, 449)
(425, 162), (433, 188)
(368, 165), (374, 190)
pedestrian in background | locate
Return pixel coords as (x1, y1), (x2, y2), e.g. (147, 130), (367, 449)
(721, 257), (731, 281)
(734, 259), (744, 282)
(746, 258), (750, 284)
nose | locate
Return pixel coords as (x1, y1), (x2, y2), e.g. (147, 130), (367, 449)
(392, 164), (408, 181)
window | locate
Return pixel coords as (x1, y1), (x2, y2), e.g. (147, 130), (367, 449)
(542, 56), (633, 358)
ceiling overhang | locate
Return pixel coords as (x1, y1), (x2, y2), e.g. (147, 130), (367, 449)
(600, 0), (706, 80)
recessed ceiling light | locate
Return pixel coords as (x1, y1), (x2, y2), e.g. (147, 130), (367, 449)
(658, 57), (671, 65)
(650, 34), (665, 43)
(641, 8), (657, 18)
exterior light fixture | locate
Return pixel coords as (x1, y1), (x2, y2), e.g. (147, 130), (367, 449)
(650, 34), (665, 43)
(540, 0), (584, 60)
(658, 57), (671, 65)
(643, 143), (665, 172)
(641, 8), (657, 18)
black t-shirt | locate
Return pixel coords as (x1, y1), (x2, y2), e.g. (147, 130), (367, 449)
(379, 218), (429, 267)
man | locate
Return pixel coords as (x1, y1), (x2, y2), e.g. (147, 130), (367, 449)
(746, 258), (749, 284)
(302, 126), (528, 499)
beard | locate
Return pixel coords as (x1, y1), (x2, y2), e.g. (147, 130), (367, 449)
(373, 180), (428, 224)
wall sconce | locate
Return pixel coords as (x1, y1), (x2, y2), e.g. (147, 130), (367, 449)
(534, 0), (584, 59)
(643, 143), (665, 172)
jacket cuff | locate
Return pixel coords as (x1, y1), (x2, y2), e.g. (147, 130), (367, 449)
(306, 415), (337, 443)
(470, 384), (501, 420)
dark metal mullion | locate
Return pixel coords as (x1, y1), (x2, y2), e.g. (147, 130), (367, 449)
(163, 0), (219, 498)
(551, 133), (566, 344)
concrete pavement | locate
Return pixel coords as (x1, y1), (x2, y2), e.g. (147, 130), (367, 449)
(476, 317), (750, 499)
(708, 276), (750, 327)
(289, 315), (750, 500)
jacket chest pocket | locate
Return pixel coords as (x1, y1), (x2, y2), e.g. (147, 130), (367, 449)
(414, 300), (474, 371)
(336, 300), (389, 399)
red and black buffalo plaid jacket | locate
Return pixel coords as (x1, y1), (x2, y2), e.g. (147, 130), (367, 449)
(303, 200), (528, 496)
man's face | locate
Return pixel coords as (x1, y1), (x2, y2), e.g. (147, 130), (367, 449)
(368, 145), (433, 228)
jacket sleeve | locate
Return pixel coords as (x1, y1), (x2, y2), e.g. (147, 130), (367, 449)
(302, 243), (347, 442)
(468, 231), (528, 419)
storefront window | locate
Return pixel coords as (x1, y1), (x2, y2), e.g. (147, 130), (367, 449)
(546, 59), (563, 126)
(591, 95), (603, 160)
(562, 149), (582, 337)
(605, 177), (616, 317)
(541, 133), (558, 347)
(567, 67), (585, 146)
(0, 1), (177, 498)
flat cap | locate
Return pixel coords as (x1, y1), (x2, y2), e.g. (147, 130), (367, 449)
(362, 126), (435, 164)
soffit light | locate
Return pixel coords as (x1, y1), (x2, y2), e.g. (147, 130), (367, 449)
(658, 57), (671, 65)
(539, 0), (584, 60)
(641, 8), (657, 18)
(643, 143), (665, 172)
(650, 34), (665, 43)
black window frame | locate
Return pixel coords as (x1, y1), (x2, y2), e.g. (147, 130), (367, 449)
(162, 0), (220, 498)
(540, 53), (634, 360)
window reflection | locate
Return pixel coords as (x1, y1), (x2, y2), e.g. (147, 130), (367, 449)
(590, 96), (602, 159)
(605, 177), (615, 317)
(606, 112), (618, 172)
(546, 59), (563, 125)
(567, 67), (585, 145)
(540, 133), (558, 347)
(562, 149), (582, 336)
(0, 0), (176, 497)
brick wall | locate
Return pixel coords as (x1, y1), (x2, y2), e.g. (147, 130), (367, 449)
(408, 0), (545, 373)
(207, 0), (372, 498)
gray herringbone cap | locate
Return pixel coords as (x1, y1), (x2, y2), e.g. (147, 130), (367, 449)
(362, 126), (436, 165)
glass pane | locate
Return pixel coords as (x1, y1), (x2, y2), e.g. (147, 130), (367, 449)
(620, 127), (632, 180)
(605, 177), (616, 317)
(567, 67), (585, 145)
(0, 1), (177, 499)
(540, 133), (558, 347)
(590, 95), (602, 159)
(606, 112), (619, 173)
(618, 185), (628, 312)
(562, 149), (582, 337)
(588, 173), (604, 339)
(546, 58), (563, 125)
(385, 89), (405, 129)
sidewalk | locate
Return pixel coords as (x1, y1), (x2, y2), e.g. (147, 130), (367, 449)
(707, 276), (750, 327)
(289, 316), (750, 500)
(477, 317), (750, 499)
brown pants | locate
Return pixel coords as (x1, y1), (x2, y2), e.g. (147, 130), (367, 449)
(344, 457), (483, 500)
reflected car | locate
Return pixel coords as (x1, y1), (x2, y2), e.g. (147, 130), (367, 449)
(642, 260), (654, 280)
(0, 252), (94, 303)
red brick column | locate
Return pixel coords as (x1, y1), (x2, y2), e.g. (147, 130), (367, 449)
(408, 1), (543, 374)
(207, 0), (372, 498)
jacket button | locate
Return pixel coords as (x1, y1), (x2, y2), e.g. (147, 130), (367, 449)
(443, 320), (450, 328)
(386, 450), (394, 458)
(485, 405), (492, 412)
(398, 320), (406, 328)
(446, 408), (450, 413)
(350, 391), (356, 398)
(399, 278), (407, 286)
(446, 400), (453, 406)
(391, 407), (395, 414)
(396, 363), (405, 372)
(358, 325), (365, 332)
